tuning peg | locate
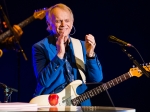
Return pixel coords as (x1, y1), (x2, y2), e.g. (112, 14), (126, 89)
(43, 7), (47, 10)
(138, 70), (142, 73)
(132, 65), (135, 68)
(34, 8), (47, 12)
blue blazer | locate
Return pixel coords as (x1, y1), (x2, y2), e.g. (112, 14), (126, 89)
(32, 35), (103, 106)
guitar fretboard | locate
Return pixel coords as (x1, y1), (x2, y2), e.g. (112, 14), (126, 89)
(71, 72), (132, 106)
(0, 16), (35, 41)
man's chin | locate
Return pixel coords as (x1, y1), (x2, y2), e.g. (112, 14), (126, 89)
(57, 32), (69, 37)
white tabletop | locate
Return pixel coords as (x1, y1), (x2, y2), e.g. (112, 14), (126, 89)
(0, 102), (136, 112)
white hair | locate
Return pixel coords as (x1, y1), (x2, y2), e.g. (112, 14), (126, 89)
(46, 3), (74, 24)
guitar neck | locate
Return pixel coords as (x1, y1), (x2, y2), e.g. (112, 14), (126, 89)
(18, 16), (35, 28)
(0, 16), (35, 41)
(71, 72), (132, 106)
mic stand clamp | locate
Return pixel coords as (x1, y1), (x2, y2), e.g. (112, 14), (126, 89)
(4, 87), (18, 103)
(121, 47), (150, 78)
(4, 87), (13, 103)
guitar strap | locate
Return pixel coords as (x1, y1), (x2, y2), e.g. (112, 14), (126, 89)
(70, 37), (86, 83)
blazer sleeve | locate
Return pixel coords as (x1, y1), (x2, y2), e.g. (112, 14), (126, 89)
(32, 43), (66, 88)
(80, 41), (103, 83)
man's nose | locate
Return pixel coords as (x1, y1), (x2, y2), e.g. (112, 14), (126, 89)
(60, 21), (65, 26)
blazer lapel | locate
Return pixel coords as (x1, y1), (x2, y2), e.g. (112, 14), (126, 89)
(47, 35), (57, 61)
(69, 40), (78, 80)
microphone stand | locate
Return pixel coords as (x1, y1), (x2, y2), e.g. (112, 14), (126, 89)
(0, 82), (18, 102)
(121, 47), (150, 78)
(0, 5), (27, 101)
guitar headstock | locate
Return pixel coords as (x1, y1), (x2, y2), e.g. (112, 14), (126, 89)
(129, 64), (150, 77)
(33, 8), (47, 20)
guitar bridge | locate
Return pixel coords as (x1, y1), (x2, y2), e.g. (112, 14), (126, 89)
(62, 95), (73, 106)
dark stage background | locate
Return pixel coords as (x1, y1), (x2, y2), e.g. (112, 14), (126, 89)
(0, 0), (150, 112)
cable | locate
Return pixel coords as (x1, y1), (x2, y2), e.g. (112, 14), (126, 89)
(132, 45), (150, 73)
(3, 0), (9, 19)
(105, 89), (115, 107)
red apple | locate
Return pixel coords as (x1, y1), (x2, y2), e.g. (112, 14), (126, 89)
(48, 94), (59, 106)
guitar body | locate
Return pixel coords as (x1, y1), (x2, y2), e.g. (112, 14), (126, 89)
(29, 80), (82, 106)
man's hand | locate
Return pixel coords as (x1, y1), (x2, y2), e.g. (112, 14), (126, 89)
(13, 25), (23, 38)
(1, 25), (23, 50)
(6, 25), (23, 43)
(56, 32), (67, 59)
(11, 25), (23, 42)
(85, 34), (96, 57)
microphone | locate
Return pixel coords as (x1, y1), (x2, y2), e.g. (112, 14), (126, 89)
(108, 35), (133, 47)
